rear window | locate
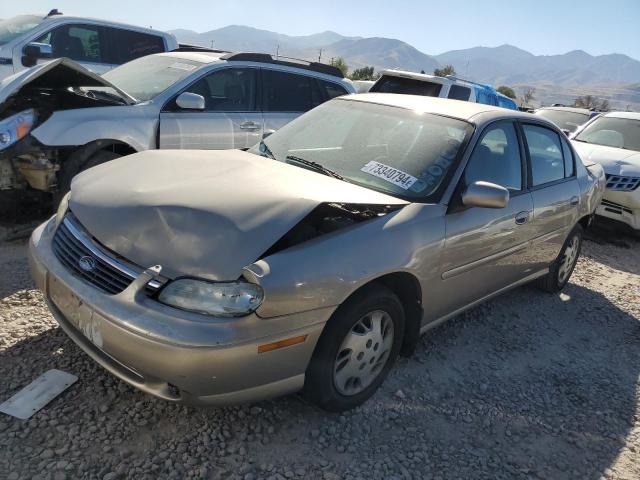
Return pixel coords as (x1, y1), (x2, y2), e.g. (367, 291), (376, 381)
(318, 79), (349, 100)
(535, 109), (590, 133)
(370, 75), (443, 97)
(111, 29), (165, 64)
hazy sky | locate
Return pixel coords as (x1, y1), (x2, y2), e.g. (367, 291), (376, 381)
(3, 1), (639, 59)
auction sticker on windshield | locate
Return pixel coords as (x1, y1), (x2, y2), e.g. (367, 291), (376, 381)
(361, 161), (418, 190)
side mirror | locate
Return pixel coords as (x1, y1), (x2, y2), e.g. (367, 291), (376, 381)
(462, 181), (510, 209)
(22, 42), (52, 67)
(175, 92), (205, 110)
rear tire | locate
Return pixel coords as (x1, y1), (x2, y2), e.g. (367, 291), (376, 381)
(302, 284), (405, 412)
(536, 224), (583, 293)
(53, 149), (121, 207)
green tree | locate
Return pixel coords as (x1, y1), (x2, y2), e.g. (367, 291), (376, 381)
(433, 65), (456, 77)
(349, 66), (377, 81)
(497, 86), (516, 99)
(330, 57), (348, 76)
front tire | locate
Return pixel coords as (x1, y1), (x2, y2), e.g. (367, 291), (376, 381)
(303, 284), (405, 412)
(537, 224), (583, 293)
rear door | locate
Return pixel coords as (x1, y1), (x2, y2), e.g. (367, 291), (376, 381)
(434, 121), (535, 319)
(159, 67), (262, 150)
(520, 122), (581, 270)
(261, 68), (325, 134)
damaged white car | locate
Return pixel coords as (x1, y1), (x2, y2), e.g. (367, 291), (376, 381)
(571, 111), (640, 232)
(0, 51), (353, 202)
(29, 95), (604, 411)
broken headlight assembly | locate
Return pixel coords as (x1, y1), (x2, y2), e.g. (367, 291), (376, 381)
(0, 109), (35, 150)
(158, 279), (264, 317)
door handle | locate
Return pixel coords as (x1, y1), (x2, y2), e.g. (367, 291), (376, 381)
(240, 121), (260, 131)
(569, 196), (579, 206)
(515, 211), (530, 225)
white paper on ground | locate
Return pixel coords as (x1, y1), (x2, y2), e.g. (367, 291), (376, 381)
(0, 369), (78, 419)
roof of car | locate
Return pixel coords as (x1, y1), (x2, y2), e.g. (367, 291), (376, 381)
(153, 51), (225, 63)
(536, 106), (591, 115)
(346, 93), (535, 122)
(603, 111), (640, 120)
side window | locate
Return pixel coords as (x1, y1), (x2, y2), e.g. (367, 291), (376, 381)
(318, 79), (348, 100)
(464, 122), (522, 191)
(183, 68), (256, 112)
(522, 124), (565, 186)
(448, 85), (471, 101)
(111, 29), (165, 64)
(560, 138), (575, 177)
(37, 24), (102, 62)
(262, 70), (322, 112)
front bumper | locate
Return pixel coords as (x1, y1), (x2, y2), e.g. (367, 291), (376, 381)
(29, 218), (334, 406)
(596, 189), (640, 230)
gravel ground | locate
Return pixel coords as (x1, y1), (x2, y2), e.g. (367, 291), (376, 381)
(1, 225), (639, 480)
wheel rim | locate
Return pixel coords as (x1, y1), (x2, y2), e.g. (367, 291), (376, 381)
(558, 234), (580, 284)
(333, 309), (394, 396)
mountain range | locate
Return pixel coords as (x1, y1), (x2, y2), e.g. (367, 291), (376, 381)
(169, 25), (640, 109)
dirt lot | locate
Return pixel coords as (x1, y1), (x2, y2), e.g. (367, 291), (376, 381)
(1, 225), (639, 480)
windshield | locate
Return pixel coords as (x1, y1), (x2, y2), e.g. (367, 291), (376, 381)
(574, 116), (640, 151)
(250, 99), (472, 201)
(103, 55), (204, 101)
(536, 109), (589, 132)
(0, 15), (43, 45)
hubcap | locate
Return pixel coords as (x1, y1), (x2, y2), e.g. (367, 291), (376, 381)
(333, 310), (394, 396)
(558, 234), (579, 283)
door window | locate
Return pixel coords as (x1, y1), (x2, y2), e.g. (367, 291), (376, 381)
(36, 24), (102, 62)
(560, 138), (575, 177)
(464, 122), (522, 191)
(109, 28), (165, 64)
(522, 124), (565, 186)
(318, 79), (349, 100)
(183, 68), (257, 112)
(262, 69), (323, 112)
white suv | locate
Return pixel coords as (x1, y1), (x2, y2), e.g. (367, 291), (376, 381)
(0, 10), (178, 81)
(370, 70), (518, 110)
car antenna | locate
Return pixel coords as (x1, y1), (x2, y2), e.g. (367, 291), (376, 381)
(46, 9), (63, 17)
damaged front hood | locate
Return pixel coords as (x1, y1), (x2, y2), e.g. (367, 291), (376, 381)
(69, 149), (407, 281)
(0, 58), (134, 115)
(572, 141), (640, 176)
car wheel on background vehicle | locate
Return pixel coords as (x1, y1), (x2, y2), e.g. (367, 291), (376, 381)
(53, 149), (121, 206)
(537, 224), (583, 293)
(303, 284), (405, 412)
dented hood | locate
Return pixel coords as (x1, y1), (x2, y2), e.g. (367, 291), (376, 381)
(0, 58), (134, 112)
(69, 149), (407, 281)
(572, 141), (640, 177)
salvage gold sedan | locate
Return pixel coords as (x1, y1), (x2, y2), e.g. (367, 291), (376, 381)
(29, 94), (605, 411)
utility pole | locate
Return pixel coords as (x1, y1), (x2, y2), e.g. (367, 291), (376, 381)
(210, 40), (214, 49)
(318, 48), (323, 62)
(276, 44), (279, 59)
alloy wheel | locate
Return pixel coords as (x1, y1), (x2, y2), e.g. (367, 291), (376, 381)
(558, 234), (580, 284)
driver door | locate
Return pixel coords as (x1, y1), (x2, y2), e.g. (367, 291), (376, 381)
(159, 67), (262, 150)
(431, 121), (535, 320)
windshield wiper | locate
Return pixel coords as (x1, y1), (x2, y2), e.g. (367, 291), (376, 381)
(285, 155), (345, 180)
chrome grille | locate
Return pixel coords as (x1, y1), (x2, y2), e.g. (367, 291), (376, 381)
(52, 214), (163, 295)
(605, 174), (640, 191)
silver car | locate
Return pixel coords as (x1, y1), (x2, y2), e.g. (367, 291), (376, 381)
(0, 51), (354, 197)
(29, 94), (605, 411)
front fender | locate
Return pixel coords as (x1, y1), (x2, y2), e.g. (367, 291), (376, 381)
(244, 203), (445, 318)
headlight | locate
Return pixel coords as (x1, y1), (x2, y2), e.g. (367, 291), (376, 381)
(0, 109), (36, 150)
(55, 192), (70, 227)
(158, 279), (264, 317)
